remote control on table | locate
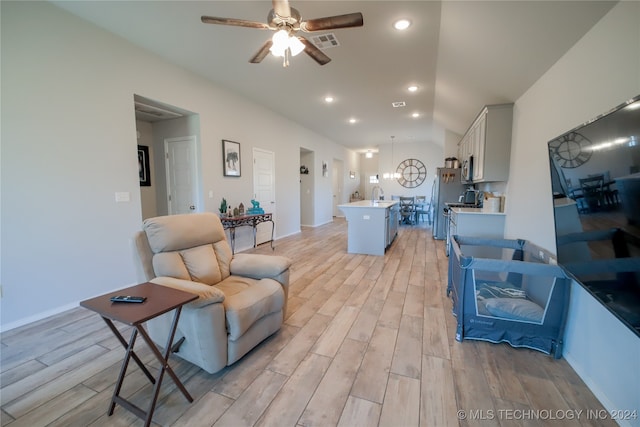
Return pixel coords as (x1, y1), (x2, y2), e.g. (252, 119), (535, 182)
(110, 295), (147, 303)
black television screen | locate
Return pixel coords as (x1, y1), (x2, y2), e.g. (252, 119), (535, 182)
(548, 94), (640, 337)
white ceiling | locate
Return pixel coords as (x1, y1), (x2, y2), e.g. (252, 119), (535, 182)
(52, 0), (616, 152)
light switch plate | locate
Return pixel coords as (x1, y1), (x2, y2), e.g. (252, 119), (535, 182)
(115, 192), (130, 202)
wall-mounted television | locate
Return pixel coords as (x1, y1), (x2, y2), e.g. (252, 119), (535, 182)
(548, 94), (640, 337)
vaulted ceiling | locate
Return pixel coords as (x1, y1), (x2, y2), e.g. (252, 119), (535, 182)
(53, 1), (615, 152)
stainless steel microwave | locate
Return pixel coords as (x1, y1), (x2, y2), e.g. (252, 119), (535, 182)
(461, 155), (474, 183)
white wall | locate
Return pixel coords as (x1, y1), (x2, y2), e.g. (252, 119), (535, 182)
(507, 3), (640, 424)
(506, 1), (640, 250)
(0, 1), (353, 329)
(377, 141), (443, 200)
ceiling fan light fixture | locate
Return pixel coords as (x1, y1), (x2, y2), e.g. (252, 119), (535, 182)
(269, 29), (289, 57)
(289, 36), (305, 56)
(270, 29), (305, 58)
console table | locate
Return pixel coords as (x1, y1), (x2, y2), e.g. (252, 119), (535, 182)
(220, 213), (274, 254)
(80, 282), (197, 427)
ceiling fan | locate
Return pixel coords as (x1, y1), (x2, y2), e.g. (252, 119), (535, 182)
(201, 0), (363, 67)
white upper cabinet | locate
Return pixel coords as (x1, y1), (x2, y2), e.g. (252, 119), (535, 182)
(458, 104), (513, 183)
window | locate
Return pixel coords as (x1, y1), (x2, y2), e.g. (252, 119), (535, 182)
(369, 175), (379, 184)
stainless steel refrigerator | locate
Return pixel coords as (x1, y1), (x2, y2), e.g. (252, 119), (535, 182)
(432, 167), (465, 239)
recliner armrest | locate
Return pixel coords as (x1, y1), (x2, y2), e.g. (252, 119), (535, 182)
(230, 254), (292, 280)
(150, 277), (225, 308)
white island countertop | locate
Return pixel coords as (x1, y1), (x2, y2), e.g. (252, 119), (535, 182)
(451, 207), (505, 215)
(338, 200), (399, 209)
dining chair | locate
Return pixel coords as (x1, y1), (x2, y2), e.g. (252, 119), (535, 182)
(415, 195), (431, 225)
(566, 179), (586, 212)
(399, 196), (416, 225)
(590, 171), (619, 206)
(579, 175), (605, 212)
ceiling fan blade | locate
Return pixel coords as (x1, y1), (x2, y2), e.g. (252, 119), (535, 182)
(201, 16), (271, 30)
(272, 0), (292, 18)
(301, 12), (364, 32)
(249, 40), (273, 64)
(299, 37), (331, 65)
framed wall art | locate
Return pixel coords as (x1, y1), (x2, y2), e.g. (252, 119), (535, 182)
(138, 145), (151, 186)
(223, 139), (241, 177)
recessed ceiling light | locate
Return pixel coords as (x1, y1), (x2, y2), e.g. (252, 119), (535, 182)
(412, 112), (420, 118)
(349, 118), (357, 124)
(408, 85), (418, 92)
(324, 96), (334, 103)
(394, 19), (411, 31)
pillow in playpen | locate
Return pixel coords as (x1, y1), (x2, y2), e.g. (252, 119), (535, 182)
(475, 281), (526, 300)
(475, 281), (526, 316)
(485, 298), (544, 322)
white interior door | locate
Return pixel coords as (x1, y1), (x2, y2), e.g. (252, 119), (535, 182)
(253, 148), (275, 244)
(332, 158), (343, 216)
(165, 136), (198, 215)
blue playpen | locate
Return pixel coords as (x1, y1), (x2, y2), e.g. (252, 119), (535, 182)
(448, 235), (571, 358)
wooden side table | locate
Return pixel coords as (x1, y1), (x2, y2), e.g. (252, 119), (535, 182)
(80, 282), (197, 427)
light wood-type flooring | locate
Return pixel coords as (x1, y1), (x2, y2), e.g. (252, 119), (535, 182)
(1, 219), (618, 426)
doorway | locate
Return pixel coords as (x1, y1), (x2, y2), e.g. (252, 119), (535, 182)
(165, 136), (199, 215)
(332, 158), (344, 217)
(133, 94), (199, 219)
(253, 148), (275, 245)
(300, 148), (315, 226)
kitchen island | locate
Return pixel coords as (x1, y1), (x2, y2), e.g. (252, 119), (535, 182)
(338, 200), (399, 255)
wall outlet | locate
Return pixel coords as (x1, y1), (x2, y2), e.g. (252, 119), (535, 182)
(363, 215), (370, 220)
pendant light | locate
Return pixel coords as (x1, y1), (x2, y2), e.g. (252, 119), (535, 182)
(383, 136), (401, 180)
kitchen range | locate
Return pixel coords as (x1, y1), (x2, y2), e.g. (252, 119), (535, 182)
(431, 166), (506, 255)
(432, 168), (484, 240)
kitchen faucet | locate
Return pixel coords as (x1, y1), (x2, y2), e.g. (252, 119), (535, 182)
(371, 185), (384, 201)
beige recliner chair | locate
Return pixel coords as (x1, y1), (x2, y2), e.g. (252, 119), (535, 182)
(133, 212), (291, 374)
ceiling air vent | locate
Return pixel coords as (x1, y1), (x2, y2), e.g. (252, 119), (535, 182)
(311, 33), (340, 50)
(392, 101), (406, 108)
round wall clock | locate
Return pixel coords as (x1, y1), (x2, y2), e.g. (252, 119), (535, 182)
(548, 131), (592, 168)
(396, 158), (427, 188)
